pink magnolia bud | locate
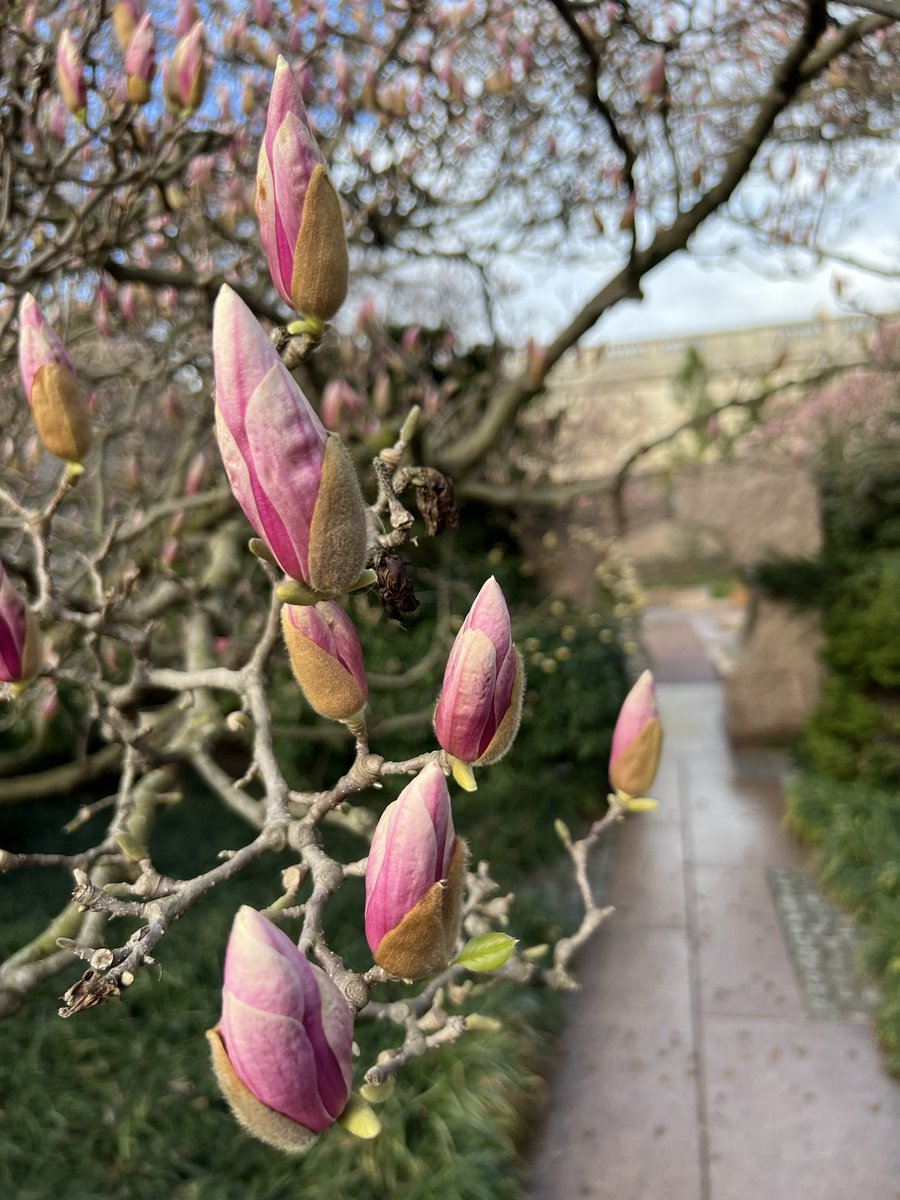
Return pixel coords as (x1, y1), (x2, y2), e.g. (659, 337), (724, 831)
(256, 56), (348, 322)
(321, 378), (363, 431)
(365, 763), (466, 980)
(174, 0), (198, 38)
(208, 907), (353, 1152)
(56, 30), (87, 119)
(39, 682), (59, 721)
(183, 450), (207, 495)
(282, 601), (367, 722)
(125, 14), (156, 105)
(43, 94), (68, 142)
(434, 577), (524, 772)
(212, 285), (367, 594)
(609, 670), (663, 798)
(18, 295), (91, 463)
(164, 20), (206, 114)
(252, 0), (273, 28)
(0, 565), (42, 685)
(112, 0), (144, 52)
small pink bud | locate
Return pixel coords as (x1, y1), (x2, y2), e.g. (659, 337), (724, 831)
(209, 907), (353, 1151)
(174, 0), (198, 38)
(213, 285), (367, 594)
(164, 20), (206, 114)
(18, 295), (91, 463)
(256, 56), (348, 321)
(434, 577), (524, 770)
(321, 379), (363, 431)
(125, 14), (156, 105)
(252, 0), (273, 28)
(365, 764), (466, 979)
(112, 0), (144, 52)
(56, 30), (87, 119)
(39, 682), (60, 721)
(609, 670), (663, 798)
(400, 325), (421, 354)
(281, 601), (368, 722)
(0, 565), (42, 685)
(184, 450), (207, 495)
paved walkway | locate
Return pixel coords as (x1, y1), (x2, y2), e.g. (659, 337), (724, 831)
(526, 603), (900, 1200)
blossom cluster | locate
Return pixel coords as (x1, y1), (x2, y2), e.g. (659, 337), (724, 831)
(8, 41), (664, 1158)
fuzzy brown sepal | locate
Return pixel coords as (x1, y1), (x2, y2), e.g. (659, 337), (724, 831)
(609, 718), (662, 798)
(292, 165), (349, 323)
(30, 364), (91, 462)
(475, 648), (525, 767)
(112, 3), (138, 51)
(19, 610), (43, 683)
(374, 838), (467, 980)
(185, 62), (207, 114)
(306, 435), (368, 594)
(281, 609), (367, 721)
(126, 76), (151, 105)
(207, 1027), (320, 1155)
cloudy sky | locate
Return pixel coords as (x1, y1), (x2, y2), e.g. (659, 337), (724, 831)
(495, 183), (900, 346)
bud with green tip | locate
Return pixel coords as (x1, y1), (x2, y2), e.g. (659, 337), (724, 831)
(365, 763), (466, 980)
(56, 31), (86, 119)
(208, 906), (353, 1153)
(609, 670), (662, 801)
(281, 601), (368, 722)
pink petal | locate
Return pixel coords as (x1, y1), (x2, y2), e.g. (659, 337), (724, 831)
(434, 629), (497, 761)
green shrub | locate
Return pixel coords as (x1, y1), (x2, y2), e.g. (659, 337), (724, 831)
(0, 784), (565, 1200)
(786, 773), (900, 1076)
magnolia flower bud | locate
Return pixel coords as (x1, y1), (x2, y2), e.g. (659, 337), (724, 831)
(125, 14), (156, 105)
(18, 295), (91, 463)
(0, 565), (42, 686)
(212, 285), (367, 595)
(56, 30), (86, 119)
(282, 601), (367, 722)
(112, 0), (144, 52)
(175, 0), (199, 38)
(609, 670), (663, 799)
(208, 907), (353, 1152)
(433, 578), (524, 782)
(365, 763), (466, 980)
(252, 0), (273, 27)
(163, 20), (206, 114)
(256, 56), (348, 321)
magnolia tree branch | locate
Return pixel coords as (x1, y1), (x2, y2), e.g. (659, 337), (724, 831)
(1, 0), (892, 1153)
(431, 0), (858, 477)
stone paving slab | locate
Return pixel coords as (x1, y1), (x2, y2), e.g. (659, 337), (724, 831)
(769, 867), (881, 1022)
(703, 1015), (900, 1200)
(526, 630), (900, 1200)
(526, 925), (702, 1200)
(694, 862), (808, 1020)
